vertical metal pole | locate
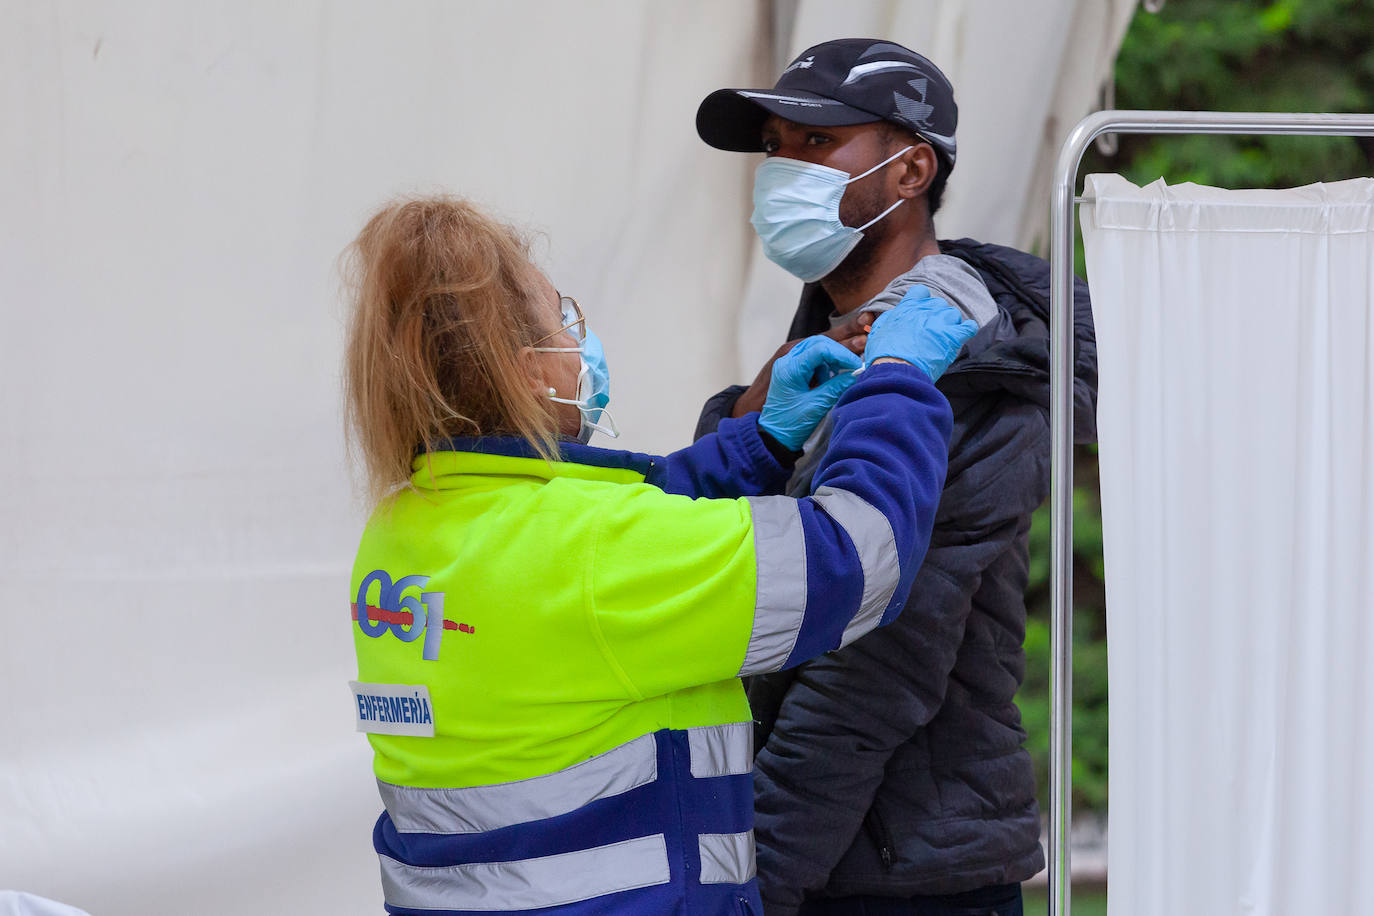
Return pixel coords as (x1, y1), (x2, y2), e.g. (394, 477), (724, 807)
(1047, 109), (1374, 916)
(1048, 114), (1098, 916)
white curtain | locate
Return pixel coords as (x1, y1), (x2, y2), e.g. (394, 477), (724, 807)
(1082, 173), (1374, 916)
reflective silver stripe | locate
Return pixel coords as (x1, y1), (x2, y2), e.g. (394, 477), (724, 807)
(687, 723), (753, 778)
(740, 496), (808, 676)
(811, 487), (901, 648)
(380, 834), (670, 911)
(379, 733), (657, 834)
(697, 831), (757, 885)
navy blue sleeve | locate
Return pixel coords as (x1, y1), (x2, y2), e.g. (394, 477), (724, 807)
(786, 363), (952, 665)
(645, 413), (794, 499)
(733, 363), (954, 676)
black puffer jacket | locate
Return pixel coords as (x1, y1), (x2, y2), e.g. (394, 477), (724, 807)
(694, 239), (1097, 915)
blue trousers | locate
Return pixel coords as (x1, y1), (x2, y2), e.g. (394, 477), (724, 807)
(796, 882), (1022, 916)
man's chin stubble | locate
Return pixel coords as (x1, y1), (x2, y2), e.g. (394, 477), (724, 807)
(822, 226), (886, 302)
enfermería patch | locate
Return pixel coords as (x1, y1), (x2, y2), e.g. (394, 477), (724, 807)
(350, 681), (435, 737)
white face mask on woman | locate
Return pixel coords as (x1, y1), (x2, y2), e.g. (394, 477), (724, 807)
(749, 145), (913, 282)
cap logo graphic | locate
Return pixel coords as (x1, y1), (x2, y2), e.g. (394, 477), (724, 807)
(782, 55), (815, 75)
(893, 78), (935, 126)
(840, 59), (922, 87)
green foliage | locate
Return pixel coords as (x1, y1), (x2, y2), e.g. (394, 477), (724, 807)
(1020, 0), (1374, 820)
(1091, 0), (1374, 192)
(1025, 887), (1109, 916)
(1019, 446), (1109, 813)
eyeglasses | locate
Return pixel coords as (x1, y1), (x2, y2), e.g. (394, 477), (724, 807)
(532, 295), (585, 347)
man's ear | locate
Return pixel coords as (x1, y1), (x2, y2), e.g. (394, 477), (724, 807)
(897, 143), (939, 200)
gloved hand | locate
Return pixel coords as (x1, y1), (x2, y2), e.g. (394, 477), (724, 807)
(759, 335), (863, 451)
(863, 284), (980, 381)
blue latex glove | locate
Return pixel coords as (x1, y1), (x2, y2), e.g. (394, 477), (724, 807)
(863, 284), (980, 381)
(759, 336), (863, 451)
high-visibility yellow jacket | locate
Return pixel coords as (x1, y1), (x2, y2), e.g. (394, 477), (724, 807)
(350, 363), (952, 915)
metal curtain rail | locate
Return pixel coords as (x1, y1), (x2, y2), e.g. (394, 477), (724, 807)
(1048, 109), (1374, 916)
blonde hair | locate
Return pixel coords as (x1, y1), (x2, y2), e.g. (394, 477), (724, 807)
(343, 195), (559, 506)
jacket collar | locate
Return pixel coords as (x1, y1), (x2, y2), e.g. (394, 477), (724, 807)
(430, 436), (658, 478)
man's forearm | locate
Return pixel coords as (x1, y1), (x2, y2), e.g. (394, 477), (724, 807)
(731, 382), (769, 418)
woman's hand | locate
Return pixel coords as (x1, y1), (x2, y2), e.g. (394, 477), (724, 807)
(730, 310), (876, 418)
(758, 336), (864, 451)
(863, 285), (979, 381)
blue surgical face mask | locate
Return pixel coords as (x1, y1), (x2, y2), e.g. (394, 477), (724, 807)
(533, 328), (618, 445)
(750, 145), (914, 283)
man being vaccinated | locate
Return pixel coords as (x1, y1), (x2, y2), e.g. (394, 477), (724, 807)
(694, 38), (1099, 916)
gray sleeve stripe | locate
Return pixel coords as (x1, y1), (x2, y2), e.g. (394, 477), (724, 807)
(739, 496), (808, 676)
(697, 831), (757, 885)
(380, 835), (670, 910)
(378, 732), (657, 834)
(687, 722), (754, 778)
(811, 487), (902, 648)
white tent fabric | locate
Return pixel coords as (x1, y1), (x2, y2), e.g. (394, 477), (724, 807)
(3, 3), (1130, 913)
(2, 5), (765, 913)
(1081, 174), (1374, 915)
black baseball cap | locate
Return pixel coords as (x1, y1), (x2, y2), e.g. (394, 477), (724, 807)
(697, 38), (958, 172)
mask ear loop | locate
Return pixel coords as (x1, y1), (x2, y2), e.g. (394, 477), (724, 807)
(842, 144), (915, 185)
(544, 362), (621, 440)
(545, 358), (590, 406)
(583, 408), (620, 439)
(546, 396), (621, 439)
(844, 144), (915, 232)
(857, 198), (906, 231)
